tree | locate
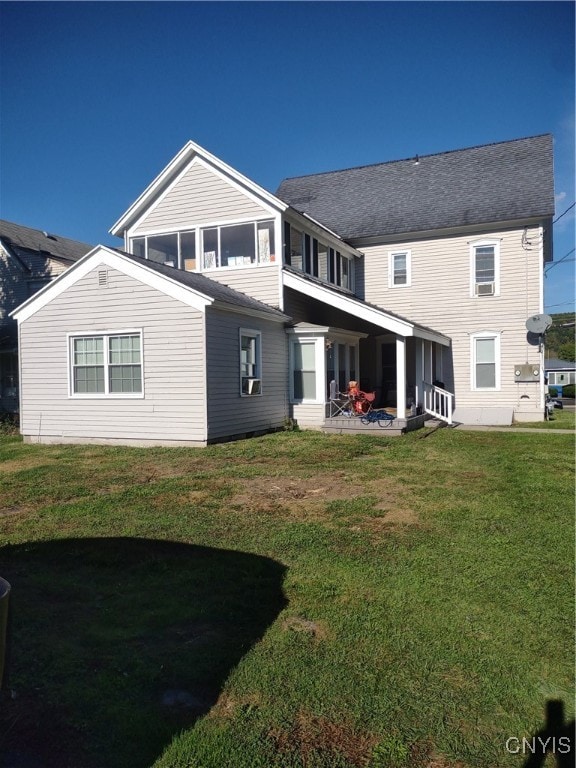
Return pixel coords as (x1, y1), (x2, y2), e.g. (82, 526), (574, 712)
(557, 340), (575, 362)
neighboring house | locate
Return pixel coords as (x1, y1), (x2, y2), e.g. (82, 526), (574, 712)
(11, 134), (555, 446)
(0, 220), (93, 413)
(545, 359), (576, 389)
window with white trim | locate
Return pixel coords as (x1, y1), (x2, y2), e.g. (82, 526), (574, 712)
(240, 330), (262, 395)
(203, 220), (276, 269)
(291, 339), (318, 401)
(131, 231), (196, 271)
(389, 250), (411, 287)
(471, 241), (500, 296)
(471, 333), (500, 390)
(283, 226), (353, 290)
(70, 332), (143, 396)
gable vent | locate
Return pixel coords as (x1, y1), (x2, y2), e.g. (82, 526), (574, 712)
(98, 269), (109, 287)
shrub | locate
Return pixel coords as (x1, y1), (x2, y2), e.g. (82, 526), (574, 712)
(549, 387), (558, 397)
(562, 384), (575, 398)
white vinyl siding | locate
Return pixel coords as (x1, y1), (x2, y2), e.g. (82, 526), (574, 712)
(360, 226), (543, 412)
(18, 266), (207, 444)
(205, 309), (287, 440)
(132, 159), (268, 235)
(202, 264), (281, 307)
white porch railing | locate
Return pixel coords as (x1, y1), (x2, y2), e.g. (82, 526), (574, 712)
(423, 382), (454, 425)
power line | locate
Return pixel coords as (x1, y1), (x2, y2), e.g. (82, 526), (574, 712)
(545, 247), (576, 274)
(553, 202), (575, 224)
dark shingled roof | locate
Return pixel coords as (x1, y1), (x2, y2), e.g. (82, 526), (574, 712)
(115, 249), (288, 319)
(276, 135), (555, 241)
(0, 219), (93, 263)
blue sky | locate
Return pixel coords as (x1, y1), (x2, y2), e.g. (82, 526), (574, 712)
(1, 1), (574, 313)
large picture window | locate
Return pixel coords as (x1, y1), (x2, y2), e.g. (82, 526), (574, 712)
(202, 221), (276, 269)
(70, 332), (143, 396)
(131, 231), (196, 271)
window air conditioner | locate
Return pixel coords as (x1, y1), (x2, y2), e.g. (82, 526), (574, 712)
(247, 378), (261, 395)
(475, 282), (495, 296)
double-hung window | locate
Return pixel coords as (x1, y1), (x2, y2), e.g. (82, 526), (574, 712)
(70, 332), (143, 396)
(471, 332), (500, 390)
(240, 329), (262, 395)
(471, 241), (499, 296)
(292, 339), (318, 401)
(389, 250), (411, 287)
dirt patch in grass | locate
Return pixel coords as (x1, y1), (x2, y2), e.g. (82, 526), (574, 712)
(229, 475), (365, 516)
(282, 615), (331, 640)
(269, 712), (379, 767)
(0, 456), (59, 473)
(229, 473), (411, 522)
(209, 690), (264, 721)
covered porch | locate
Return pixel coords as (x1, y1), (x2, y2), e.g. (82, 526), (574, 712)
(283, 270), (453, 431)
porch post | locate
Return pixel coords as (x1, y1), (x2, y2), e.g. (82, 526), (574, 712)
(396, 336), (406, 419)
(425, 340), (434, 384)
(415, 339), (424, 410)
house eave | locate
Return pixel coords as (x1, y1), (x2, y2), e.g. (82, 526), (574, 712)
(349, 216), (553, 249)
(282, 269), (450, 346)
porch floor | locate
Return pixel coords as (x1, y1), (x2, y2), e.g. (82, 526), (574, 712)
(322, 412), (427, 436)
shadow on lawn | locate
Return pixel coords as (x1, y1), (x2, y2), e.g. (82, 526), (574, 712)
(0, 537), (287, 768)
(522, 699), (575, 768)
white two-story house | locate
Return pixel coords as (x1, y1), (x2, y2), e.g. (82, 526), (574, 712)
(11, 134), (554, 446)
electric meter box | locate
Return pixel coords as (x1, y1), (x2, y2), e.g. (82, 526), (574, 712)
(514, 364), (540, 382)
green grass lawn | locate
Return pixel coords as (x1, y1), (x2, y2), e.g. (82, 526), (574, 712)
(513, 407), (575, 430)
(0, 428), (574, 768)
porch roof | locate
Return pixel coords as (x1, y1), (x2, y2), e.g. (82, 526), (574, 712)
(282, 268), (450, 346)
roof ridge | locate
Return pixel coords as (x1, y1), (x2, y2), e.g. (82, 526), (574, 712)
(279, 133), (552, 183)
(0, 218), (93, 249)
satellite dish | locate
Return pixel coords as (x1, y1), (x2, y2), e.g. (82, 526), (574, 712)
(525, 314), (553, 334)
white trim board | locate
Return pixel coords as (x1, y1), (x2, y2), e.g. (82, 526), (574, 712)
(11, 246), (214, 323)
(282, 270), (450, 345)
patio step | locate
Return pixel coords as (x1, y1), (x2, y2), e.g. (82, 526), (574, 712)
(323, 413), (426, 437)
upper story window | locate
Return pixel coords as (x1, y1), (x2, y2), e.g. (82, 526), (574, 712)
(130, 220), (275, 272)
(470, 240), (500, 297)
(388, 250), (411, 288)
(202, 220), (275, 269)
(284, 224), (354, 291)
(69, 332), (143, 397)
(131, 231), (196, 271)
